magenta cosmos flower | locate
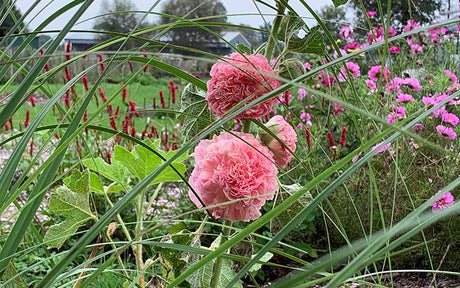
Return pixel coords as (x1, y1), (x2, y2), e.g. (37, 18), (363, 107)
(432, 191), (454, 212)
(396, 93), (415, 103)
(339, 25), (353, 40)
(189, 132), (278, 222)
(259, 115), (297, 168)
(206, 53), (281, 119)
(436, 125), (457, 140)
(389, 46), (401, 54)
(442, 112), (459, 126)
(368, 65), (391, 83)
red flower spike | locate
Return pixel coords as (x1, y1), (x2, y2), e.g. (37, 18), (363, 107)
(327, 131), (336, 149)
(305, 126), (312, 149)
(8, 117), (13, 130)
(4, 123), (9, 131)
(172, 142), (178, 150)
(131, 126), (136, 138)
(110, 118), (118, 131)
(159, 90), (165, 108)
(82, 75), (89, 91)
(83, 111), (88, 122)
(54, 132), (60, 139)
(340, 127), (347, 147)
(114, 106), (120, 118)
(29, 95), (36, 107)
(108, 104), (113, 116)
(24, 110), (30, 128)
(122, 87), (127, 102)
(29, 139), (33, 156)
(141, 129), (147, 139)
(153, 98), (156, 110)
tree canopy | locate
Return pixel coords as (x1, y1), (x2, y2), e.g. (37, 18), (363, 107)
(0, 0), (24, 37)
(160, 0), (227, 54)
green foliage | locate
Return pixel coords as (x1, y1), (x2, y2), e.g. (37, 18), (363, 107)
(178, 83), (214, 142)
(332, 0), (348, 7)
(0, 0), (24, 36)
(44, 170), (97, 249)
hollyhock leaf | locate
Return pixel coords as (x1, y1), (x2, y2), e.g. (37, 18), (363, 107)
(287, 26), (325, 55)
(178, 83), (214, 142)
(332, 0), (348, 7)
(278, 12), (306, 42)
(236, 43), (251, 54)
(113, 141), (187, 183)
(82, 157), (130, 186)
(271, 184), (315, 234)
(89, 172), (104, 194)
(249, 252), (273, 273)
(44, 170), (96, 249)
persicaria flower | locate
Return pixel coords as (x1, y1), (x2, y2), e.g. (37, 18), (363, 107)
(205, 53), (281, 119)
(436, 125), (457, 140)
(188, 132), (279, 222)
(122, 87), (127, 102)
(259, 115), (297, 168)
(82, 75), (89, 91)
(29, 95), (36, 107)
(24, 110), (30, 128)
(432, 191), (454, 212)
(339, 25), (353, 40)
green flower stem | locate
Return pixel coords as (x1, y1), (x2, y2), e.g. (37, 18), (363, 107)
(243, 119), (251, 133)
(210, 220), (232, 288)
(265, 1), (287, 60)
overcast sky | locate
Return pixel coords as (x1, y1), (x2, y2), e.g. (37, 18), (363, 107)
(14, 0), (333, 38)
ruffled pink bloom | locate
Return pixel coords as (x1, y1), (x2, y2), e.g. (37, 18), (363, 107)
(367, 27), (384, 44)
(389, 46), (401, 54)
(436, 125), (457, 140)
(189, 132), (278, 222)
(371, 142), (391, 154)
(444, 70), (458, 84)
(422, 96), (437, 107)
(206, 53), (281, 119)
(366, 79), (377, 91)
(432, 106), (447, 118)
(432, 191), (455, 212)
(407, 38), (423, 54)
(413, 123), (424, 134)
(442, 112), (459, 126)
(339, 25), (353, 40)
(368, 65), (390, 83)
(333, 48), (348, 59)
(338, 62), (361, 82)
(396, 93), (415, 103)
(318, 71), (334, 87)
(402, 78), (421, 91)
(332, 102), (344, 116)
(388, 27), (397, 37)
(403, 19), (420, 32)
(260, 115), (297, 168)
(367, 10), (377, 17)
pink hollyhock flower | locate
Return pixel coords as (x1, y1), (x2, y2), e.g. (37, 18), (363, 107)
(403, 19), (420, 32)
(367, 10), (377, 17)
(442, 112), (459, 126)
(206, 53), (281, 119)
(368, 65), (391, 83)
(259, 115), (297, 168)
(396, 93), (415, 103)
(297, 88), (307, 100)
(389, 46), (401, 54)
(436, 125), (457, 140)
(371, 142), (391, 154)
(188, 132), (278, 222)
(344, 41), (360, 51)
(339, 25), (353, 40)
(444, 70), (458, 84)
(432, 191), (454, 212)
(332, 102), (344, 116)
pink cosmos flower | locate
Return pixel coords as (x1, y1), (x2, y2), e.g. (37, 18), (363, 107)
(422, 96), (437, 108)
(298, 88), (307, 100)
(304, 62), (312, 70)
(368, 65), (391, 83)
(367, 10), (377, 17)
(188, 132), (279, 222)
(432, 191), (455, 212)
(402, 78), (421, 91)
(371, 142), (391, 154)
(366, 79), (377, 91)
(260, 115), (297, 168)
(367, 27), (384, 44)
(333, 48), (348, 59)
(413, 123), (424, 134)
(396, 93), (415, 103)
(432, 106), (447, 118)
(332, 102), (344, 116)
(436, 125), (457, 140)
(389, 46), (401, 54)
(407, 38), (423, 54)
(339, 25), (353, 40)
(319, 71), (334, 87)
(300, 111), (312, 126)
(206, 53), (281, 119)
(403, 19), (420, 32)
(444, 70), (458, 84)
(344, 41), (360, 51)
(442, 112), (459, 126)
(338, 62), (361, 82)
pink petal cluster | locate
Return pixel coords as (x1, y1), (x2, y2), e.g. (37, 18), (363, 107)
(432, 191), (455, 212)
(206, 53), (281, 119)
(260, 115), (297, 168)
(367, 11), (377, 17)
(444, 70), (458, 84)
(368, 65), (391, 83)
(442, 112), (459, 126)
(332, 102), (344, 116)
(407, 38), (423, 54)
(389, 46), (401, 54)
(189, 132), (279, 222)
(297, 88), (307, 100)
(339, 25), (353, 40)
(396, 93), (415, 103)
(371, 142), (391, 154)
(344, 42), (360, 51)
(403, 19), (420, 32)
(338, 62), (361, 82)
(436, 125), (457, 140)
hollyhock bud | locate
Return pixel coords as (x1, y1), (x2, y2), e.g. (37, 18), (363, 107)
(259, 115), (297, 168)
(340, 127), (347, 147)
(159, 90), (166, 108)
(24, 110), (30, 128)
(82, 75), (89, 91)
(29, 95), (36, 107)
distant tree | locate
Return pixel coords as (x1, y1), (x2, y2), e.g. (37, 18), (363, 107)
(316, 5), (348, 40)
(160, 0), (227, 54)
(349, 0), (442, 33)
(93, 0), (149, 50)
(0, 0), (24, 37)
